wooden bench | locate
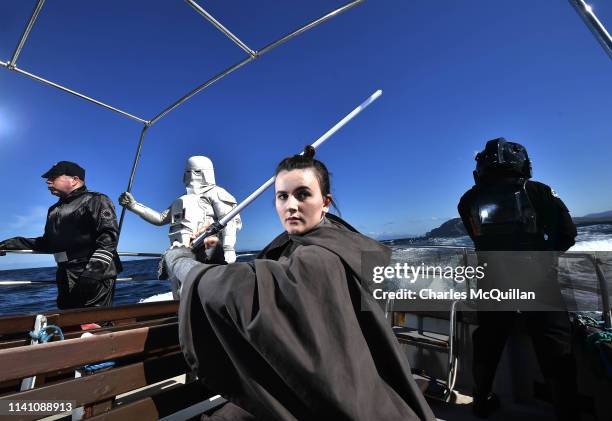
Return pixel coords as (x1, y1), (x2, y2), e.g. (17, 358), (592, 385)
(0, 302), (224, 420)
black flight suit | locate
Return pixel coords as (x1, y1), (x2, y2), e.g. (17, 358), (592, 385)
(0, 186), (122, 309)
(458, 176), (578, 420)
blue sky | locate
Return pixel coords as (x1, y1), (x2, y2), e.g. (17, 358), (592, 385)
(1, 0), (611, 269)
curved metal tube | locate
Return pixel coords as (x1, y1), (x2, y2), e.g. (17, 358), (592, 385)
(446, 299), (459, 399)
(8, 0), (46, 68)
(185, 0), (256, 57)
(569, 0), (612, 58)
(3, 0), (368, 245)
(149, 56), (253, 126)
(258, 0), (364, 56)
(118, 124), (150, 236)
(9, 66), (148, 124)
(591, 254), (612, 328)
(150, 0), (365, 127)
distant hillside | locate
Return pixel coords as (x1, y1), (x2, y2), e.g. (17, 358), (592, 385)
(425, 218), (466, 238)
(581, 210), (612, 219)
(572, 215), (612, 227)
(425, 211), (612, 239)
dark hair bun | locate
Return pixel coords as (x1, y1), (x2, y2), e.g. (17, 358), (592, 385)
(275, 144), (336, 212)
(303, 145), (316, 159)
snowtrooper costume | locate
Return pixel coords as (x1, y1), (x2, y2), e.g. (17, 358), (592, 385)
(119, 156), (242, 264)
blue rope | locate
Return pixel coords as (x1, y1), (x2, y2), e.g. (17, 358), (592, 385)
(81, 361), (116, 374)
(26, 326), (115, 374)
(28, 325), (64, 343)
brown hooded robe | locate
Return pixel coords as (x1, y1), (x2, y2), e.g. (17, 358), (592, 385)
(177, 216), (434, 420)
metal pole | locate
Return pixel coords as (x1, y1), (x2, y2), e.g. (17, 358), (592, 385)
(0, 277), (158, 286)
(0, 60), (7, 67)
(118, 252), (162, 258)
(569, 0), (612, 59)
(1, 0), (366, 244)
(118, 124), (150, 235)
(592, 254), (612, 328)
(149, 56), (253, 126)
(1, 250), (161, 258)
(446, 299), (459, 399)
(191, 89), (382, 250)
(9, 66), (149, 124)
(258, 0), (364, 56)
(185, 0), (256, 57)
(2, 0), (147, 124)
(149, 0), (364, 127)
(7, 0), (46, 68)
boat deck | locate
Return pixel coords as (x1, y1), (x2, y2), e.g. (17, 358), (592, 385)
(1, 299), (609, 420)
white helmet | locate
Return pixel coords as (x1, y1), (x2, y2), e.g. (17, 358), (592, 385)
(183, 156), (215, 194)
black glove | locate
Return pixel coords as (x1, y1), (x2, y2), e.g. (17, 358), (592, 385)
(82, 249), (116, 280)
(76, 273), (102, 303)
(0, 237), (38, 252)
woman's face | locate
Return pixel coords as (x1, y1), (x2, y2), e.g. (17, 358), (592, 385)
(275, 168), (331, 235)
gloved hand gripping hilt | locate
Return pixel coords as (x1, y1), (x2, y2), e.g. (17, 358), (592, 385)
(191, 221), (224, 252)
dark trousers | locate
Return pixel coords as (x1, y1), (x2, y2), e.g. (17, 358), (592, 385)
(473, 311), (578, 420)
(56, 260), (115, 309)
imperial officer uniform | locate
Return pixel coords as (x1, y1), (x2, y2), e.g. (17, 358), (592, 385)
(0, 161), (121, 309)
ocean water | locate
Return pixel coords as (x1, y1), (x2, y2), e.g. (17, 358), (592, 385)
(0, 253), (257, 316)
(1, 225), (611, 317)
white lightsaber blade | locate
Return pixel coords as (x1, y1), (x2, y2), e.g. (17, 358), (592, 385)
(192, 89), (382, 250)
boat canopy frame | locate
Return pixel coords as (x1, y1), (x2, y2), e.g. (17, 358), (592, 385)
(569, 0), (612, 59)
(0, 0), (365, 234)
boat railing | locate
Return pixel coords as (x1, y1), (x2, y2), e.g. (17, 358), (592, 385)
(389, 245), (611, 327)
(3, 245), (611, 326)
(1, 250), (161, 258)
(0, 249), (162, 285)
(0, 301), (178, 339)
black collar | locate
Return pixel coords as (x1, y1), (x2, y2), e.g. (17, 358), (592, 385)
(59, 185), (88, 203)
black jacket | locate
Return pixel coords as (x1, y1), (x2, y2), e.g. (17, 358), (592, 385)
(458, 178), (576, 252)
(1, 186), (122, 278)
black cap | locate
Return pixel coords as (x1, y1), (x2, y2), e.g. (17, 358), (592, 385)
(41, 161), (86, 180)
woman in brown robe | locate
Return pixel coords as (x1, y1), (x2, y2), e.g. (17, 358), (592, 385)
(164, 147), (434, 420)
